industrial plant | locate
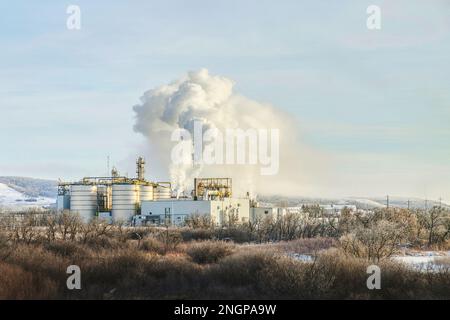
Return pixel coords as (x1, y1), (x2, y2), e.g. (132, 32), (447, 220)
(57, 157), (252, 226)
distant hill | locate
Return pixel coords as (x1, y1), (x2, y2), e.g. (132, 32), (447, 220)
(0, 176), (57, 209)
(0, 176), (447, 211)
(257, 195), (449, 210)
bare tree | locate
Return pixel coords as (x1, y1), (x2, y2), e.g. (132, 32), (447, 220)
(11, 214), (39, 244)
(340, 220), (406, 262)
(44, 214), (58, 242)
(417, 206), (450, 247)
(184, 214), (213, 229)
(80, 218), (112, 244)
(56, 211), (81, 241)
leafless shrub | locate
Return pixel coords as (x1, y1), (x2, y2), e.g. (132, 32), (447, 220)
(56, 211), (82, 241)
(273, 237), (336, 254)
(10, 215), (40, 244)
(79, 218), (113, 244)
(0, 262), (59, 299)
(44, 241), (88, 258)
(140, 237), (166, 255)
(186, 241), (235, 264)
(180, 228), (214, 241)
(184, 214), (214, 229)
(110, 221), (128, 243)
(0, 232), (14, 261)
(339, 220), (405, 262)
(211, 249), (280, 287)
(127, 226), (157, 240)
(156, 228), (182, 253)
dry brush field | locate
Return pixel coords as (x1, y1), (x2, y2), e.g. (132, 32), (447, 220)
(0, 207), (450, 300)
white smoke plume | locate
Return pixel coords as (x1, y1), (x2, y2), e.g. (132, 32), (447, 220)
(133, 69), (325, 197)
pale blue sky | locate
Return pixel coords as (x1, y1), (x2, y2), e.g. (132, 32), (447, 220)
(1, 1), (449, 200)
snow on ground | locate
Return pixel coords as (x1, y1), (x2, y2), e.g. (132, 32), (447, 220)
(392, 252), (450, 272)
(0, 183), (55, 209)
(287, 253), (314, 262)
(393, 256), (437, 265)
(286, 248), (450, 272)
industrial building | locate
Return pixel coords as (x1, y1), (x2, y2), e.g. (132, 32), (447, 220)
(57, 157), (170, 223)
(138, 197), (250, 226)
(251, 206), (286, 222)
(57, 158), (251, 226)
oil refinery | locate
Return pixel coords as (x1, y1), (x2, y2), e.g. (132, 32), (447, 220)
(57, 157), (251, 226)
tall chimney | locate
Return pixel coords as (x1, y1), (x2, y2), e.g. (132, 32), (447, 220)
(136, 157), (145, 181)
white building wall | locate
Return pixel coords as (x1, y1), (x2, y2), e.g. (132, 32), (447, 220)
(141, 200), (211, 225)
(140, 198), (250, 226)
(211, 198), (250, 225)
(251, 207), (286, 223)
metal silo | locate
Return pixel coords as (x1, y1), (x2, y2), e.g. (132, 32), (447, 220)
(112, 184), (139, 222)
(139, 184), (154, 202)
(97, 185), (112, 212)
(154, 184), (171, 200)
(70, 185), (98, 222)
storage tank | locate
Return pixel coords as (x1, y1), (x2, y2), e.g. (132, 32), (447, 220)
(97, 185), (112, 212)
(154, 184), (171, 200)
(139, 184), (154, 202)
(112, 184), (139, 222)
(70, 185), (98, 222)
(57, 194), (71, 211)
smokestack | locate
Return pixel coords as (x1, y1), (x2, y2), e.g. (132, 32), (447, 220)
(136, 157), (145, 181)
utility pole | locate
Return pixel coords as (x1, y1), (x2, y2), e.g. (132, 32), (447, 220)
(386, 195), (389, 209)
(407, 199), (410, 210)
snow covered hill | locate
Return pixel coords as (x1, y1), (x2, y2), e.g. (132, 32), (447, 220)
(0, 177), (57, 210)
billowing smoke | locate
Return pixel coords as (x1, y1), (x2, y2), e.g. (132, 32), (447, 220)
(133, 69), (324, 197)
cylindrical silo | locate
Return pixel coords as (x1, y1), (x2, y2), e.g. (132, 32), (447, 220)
(139, 184), (154, 202)
(96, 185), (111, 212)
(112, 184), (139, 222)
(70, 185), (98, 222)
(154, 184), (171, 200)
